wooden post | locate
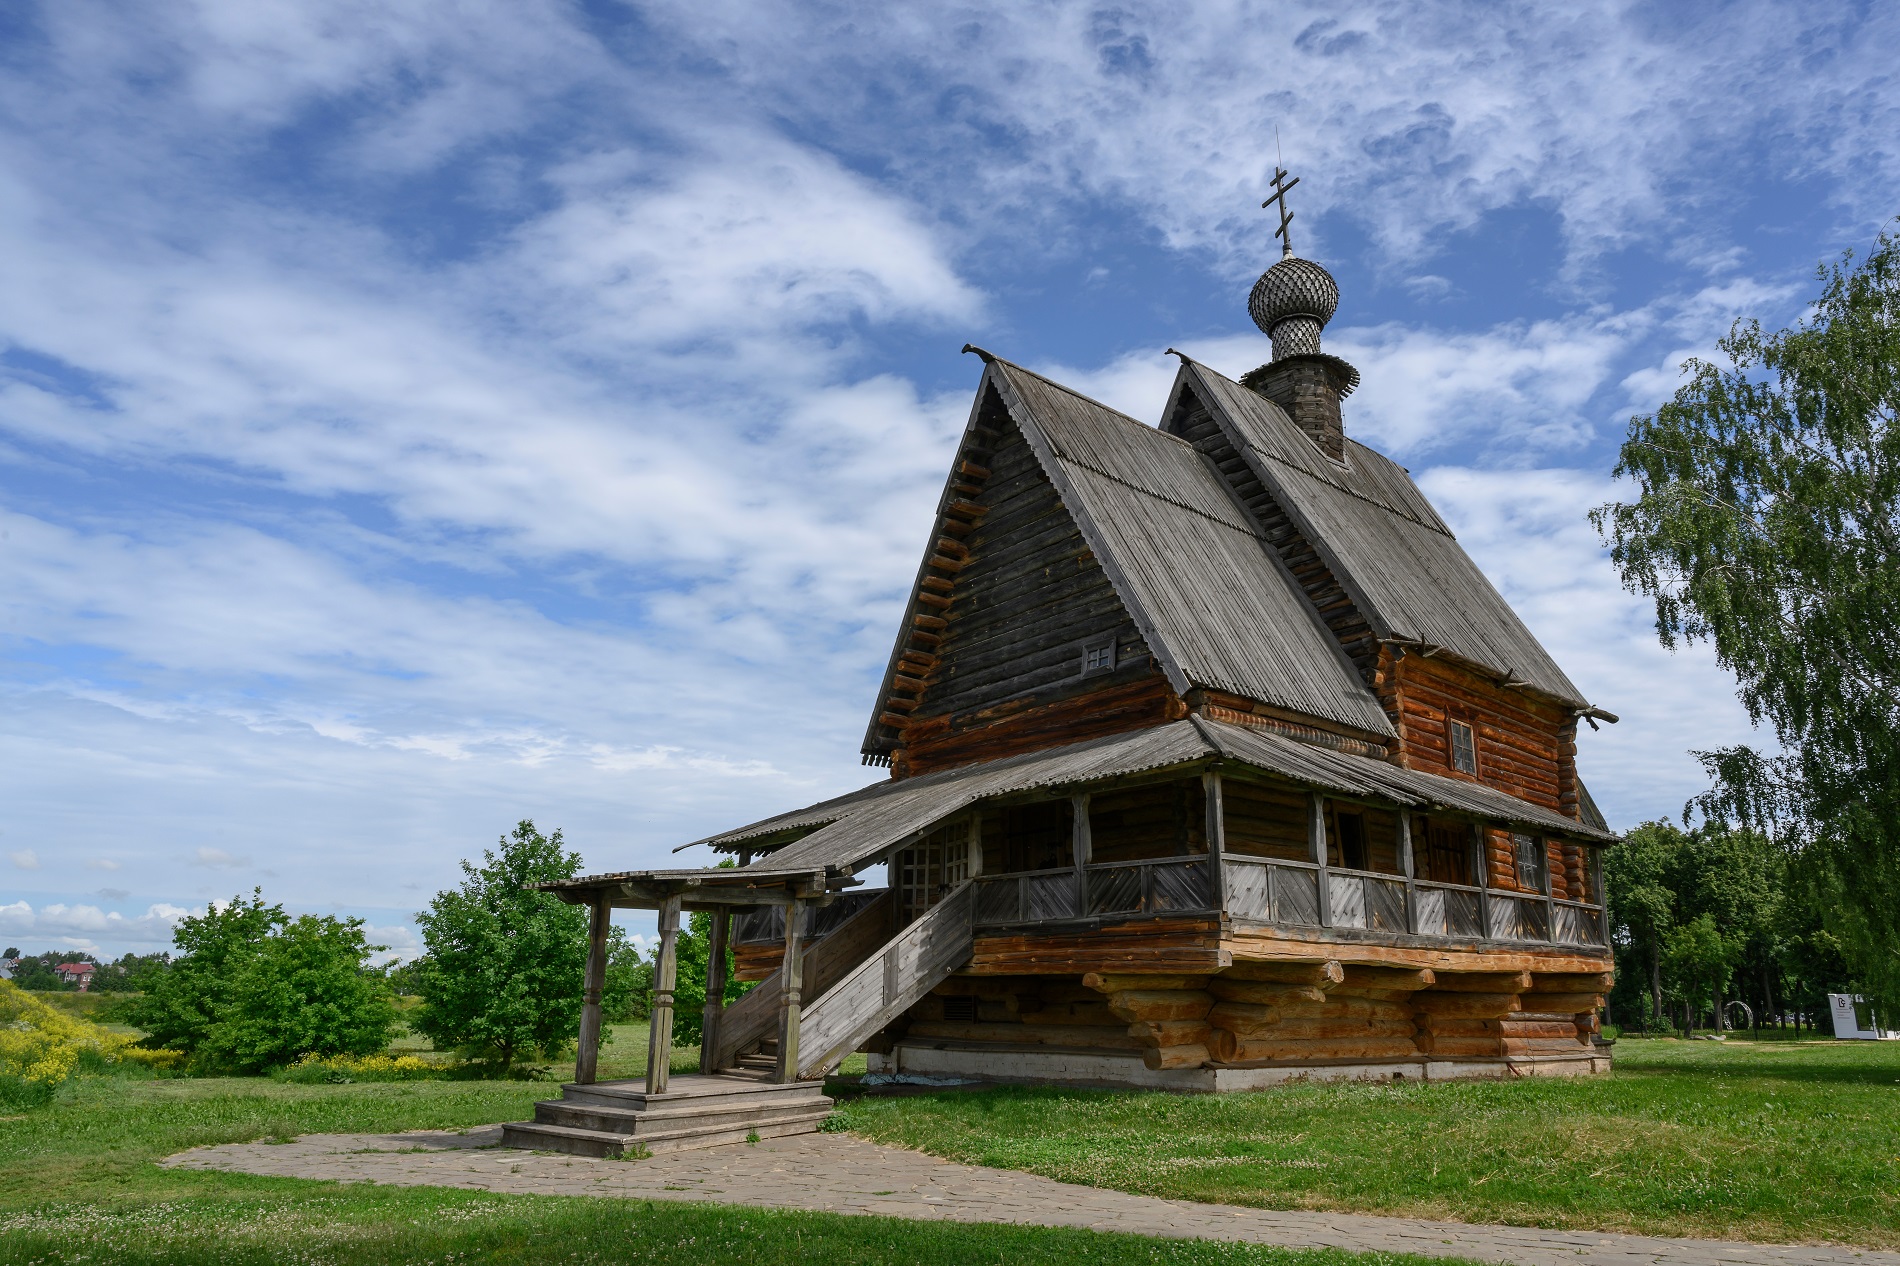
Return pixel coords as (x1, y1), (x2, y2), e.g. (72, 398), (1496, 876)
(1310, 790), (1332, 927)
(775, 898), (807, 1082)
(1397, 813), (1417, 933)
(1471, 823), (1491, 940)
(646, 893), (682, 1094)
(574, 892), (611, 1086)
(699, 909), (730, 1075)
(1071, 794), (1092, 917)
(1202, 771), (1225, 913)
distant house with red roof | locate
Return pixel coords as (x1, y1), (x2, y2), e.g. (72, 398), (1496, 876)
(55, 961), (96, 991)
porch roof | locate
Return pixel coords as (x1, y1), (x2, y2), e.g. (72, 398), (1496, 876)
(542, 718), (1613, 902)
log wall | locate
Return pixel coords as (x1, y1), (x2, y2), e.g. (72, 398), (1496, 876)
(1388, 652), (1574, 815)
(879, 962), (1609, 1072)
(893, 395), (1169, 777)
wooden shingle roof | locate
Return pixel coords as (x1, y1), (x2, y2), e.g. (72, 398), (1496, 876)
(1174, 359), (1590, 709)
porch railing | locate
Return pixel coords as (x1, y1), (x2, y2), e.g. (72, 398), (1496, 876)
(972, 856), (1214, 926)
(967, 851), (1605, 949)
(1223, 855), (1604, 947)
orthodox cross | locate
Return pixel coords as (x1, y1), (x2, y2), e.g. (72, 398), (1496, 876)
(1262, 166), (1299, 257)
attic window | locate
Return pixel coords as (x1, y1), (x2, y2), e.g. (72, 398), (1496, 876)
(1081, 636), (1117, 676)
(1449, 719), (1477, 774)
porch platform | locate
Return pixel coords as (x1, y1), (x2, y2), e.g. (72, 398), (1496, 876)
(499, 1072), (833, 1158)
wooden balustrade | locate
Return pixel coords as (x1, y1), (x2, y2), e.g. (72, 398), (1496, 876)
(967, 853), (1604, 948)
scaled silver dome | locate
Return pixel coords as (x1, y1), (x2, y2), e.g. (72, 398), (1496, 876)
(1247, 255), (1340, 336)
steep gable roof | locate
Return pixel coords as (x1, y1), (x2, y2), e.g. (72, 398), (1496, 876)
(860, 354), (1394, 762)
(1169, 358), (1589, 709)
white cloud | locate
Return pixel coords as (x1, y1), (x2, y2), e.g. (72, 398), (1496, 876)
(8, 849), (39, 870)
(191, 847), (250, 868)
(85, 858), (121, 871)
(1417, 464), (1760, 829)
(0, 900), (193, 952)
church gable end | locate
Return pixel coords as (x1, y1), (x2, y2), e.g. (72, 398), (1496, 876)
(864, 378), (1171, 777)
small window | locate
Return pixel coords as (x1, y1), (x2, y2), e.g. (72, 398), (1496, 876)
(942, 995), (978, 1023)
(1449, 719), (1477, 774)
(1081, 636), (1116, 675)
(1512, 833), (1544, 892)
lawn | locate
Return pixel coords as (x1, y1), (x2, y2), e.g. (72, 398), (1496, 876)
(0, 1078), (1437, 1266)
(831, 1036), (1900, 1249)
(0, 1022), (1425, 1266)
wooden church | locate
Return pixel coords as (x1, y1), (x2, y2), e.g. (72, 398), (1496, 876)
(504, 175), (1619, 1157)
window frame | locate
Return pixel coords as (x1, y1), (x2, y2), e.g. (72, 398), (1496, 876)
(1448, 717), (1478, 775)
(1080, 634), (1117, 677)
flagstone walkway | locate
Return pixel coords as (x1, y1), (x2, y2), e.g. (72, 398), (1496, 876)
(164, 1126), (1898, 1266)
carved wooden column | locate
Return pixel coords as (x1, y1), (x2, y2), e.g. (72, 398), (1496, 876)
(574, 891), (611, 1085)
(1309, 791), (1332, 926)
(1202, 771), (1226, 913)
(1071, 793), (1092, 917)
(1470, 823), (1492, 940)
(646, 892), (682, 1094)
(1397, 813), (1417, 933)
(774, 898), (807, 1082)
(699, 908), (730, 1075)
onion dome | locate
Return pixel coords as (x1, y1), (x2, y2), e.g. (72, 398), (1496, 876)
(1248, 255), (1340, 361)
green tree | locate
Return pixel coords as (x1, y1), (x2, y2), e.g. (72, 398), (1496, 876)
(411, 821), (588, 1070)
(89, 952), (170, 993)
(1594, 227), (1900, 1013)
(199, 915), (396, 1074)
(122, 892), (281, 1052)
(600, 925), (653, 1024)
(1604, 821), (1683, 1030)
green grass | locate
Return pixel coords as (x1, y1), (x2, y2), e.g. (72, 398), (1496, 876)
(830, 1038), (1900, 1249)
(0, 1066), (1437, 1266)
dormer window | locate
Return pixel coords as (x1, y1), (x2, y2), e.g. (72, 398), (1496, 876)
(1449, 719), (1477, 774)
(1081, 636), (1116, 676)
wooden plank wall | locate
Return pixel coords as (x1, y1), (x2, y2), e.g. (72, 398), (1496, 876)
(894, 393), (1177, 777)
(1221, 777), (1309, 861)
(1088, 779), (1205, 864)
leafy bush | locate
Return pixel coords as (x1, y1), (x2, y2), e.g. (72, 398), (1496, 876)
(0, 980), (181, 1108)
(411, 821), (588, 1070)
(277, 1052), (444, 1084)
(120, 889), (398, 1073)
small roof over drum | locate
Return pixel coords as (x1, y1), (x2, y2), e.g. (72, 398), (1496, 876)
(543, 716), (1614, 906)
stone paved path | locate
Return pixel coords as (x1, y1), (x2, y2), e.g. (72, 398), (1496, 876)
(164, 1126), (1899, 1266)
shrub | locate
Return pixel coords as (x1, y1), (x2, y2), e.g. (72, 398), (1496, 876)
(277, 1052), (444, 1084)
(120, 890), (397, 1074)
(0, 980), (180, 1108)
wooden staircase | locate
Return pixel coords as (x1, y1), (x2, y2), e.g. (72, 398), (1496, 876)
(501, 883), (977, 1159)
(499, 1072), (832, 1158)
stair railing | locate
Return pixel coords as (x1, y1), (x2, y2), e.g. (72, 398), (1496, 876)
(794, 880), (977, 1080)
(710, 888), (896, 1073)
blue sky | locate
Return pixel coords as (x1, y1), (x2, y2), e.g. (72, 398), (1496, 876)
(2, 1), (1896, 960)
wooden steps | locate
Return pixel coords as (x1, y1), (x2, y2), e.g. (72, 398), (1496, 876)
(499, 1073), (832, 1158)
